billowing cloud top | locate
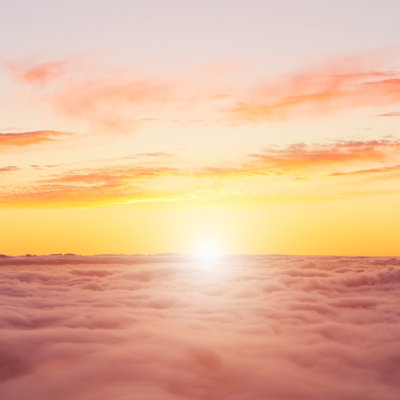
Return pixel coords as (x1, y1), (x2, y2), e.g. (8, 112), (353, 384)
(1, 255), (400, 399)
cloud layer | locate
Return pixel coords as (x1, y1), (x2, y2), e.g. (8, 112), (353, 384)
(1, 254), (400, 399)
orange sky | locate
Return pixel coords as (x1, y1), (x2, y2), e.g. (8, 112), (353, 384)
(1, 1), (400, 256)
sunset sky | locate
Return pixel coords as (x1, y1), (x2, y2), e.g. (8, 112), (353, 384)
(4, 3), (400, 400)
(2, 0), (400, 255)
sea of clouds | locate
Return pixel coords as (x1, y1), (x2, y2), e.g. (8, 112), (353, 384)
(1, 253), (400, 400)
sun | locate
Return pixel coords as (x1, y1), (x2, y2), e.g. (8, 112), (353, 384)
(195, 242), (221, 261)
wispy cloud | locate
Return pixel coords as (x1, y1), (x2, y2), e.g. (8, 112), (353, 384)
(248, 138), (400, 171)
(0, 131), (72, 149)
(189, 138), (400, 182)
(0, 166), (20, 173)
(6, 54), (400, 133)
(0, 165), (186, 208)
(53, 75), (173, 132)
(5, 59), (72, 85)
(1, 136), (400, 208)
(4, 57), (176, 133)
(377, 111), (400, 117)
(137, 152), (174, 158)
(46, 165), (178, 184)
(329, 163), (400, 178)
(230, 57), (400, 122)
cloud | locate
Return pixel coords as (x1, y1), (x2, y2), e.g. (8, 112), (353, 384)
(230, 57), (400, 122)
(5, 59), (70, 85)
(0, 131), (72, 149)
(1, 137), (400, 208)
(0, 165), (188, 208)
(53, 74), (173, 132)
(1, 255), (400, 399)
(0, 127), (27, 132)
(7, 54), (400, 132)
(31, 164), (59, 170)
(329, 163), (400, 178)
(46, 165), (178, 184)
(190, 138), (400, 182)
(1, 53), (185, 134)
(4, 57), (176, 133)
(248, 138), (400, 171)
(378, 112), (400, 117)
(137, 152), (174, 158)
(0, 166), (20, 173)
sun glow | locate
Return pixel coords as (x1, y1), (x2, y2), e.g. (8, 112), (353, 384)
(195, 242), (221, 261)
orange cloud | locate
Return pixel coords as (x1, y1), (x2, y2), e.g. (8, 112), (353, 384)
(0, 165), (185, 208)
(189, 138), (400, 182)
(230, 57), (400, 121)
(2, 137), (400, 208)
(46, 165), (178, 185)
(378, 111), (400, 117)
(329, 163), (400, 178)
(248, 138), (400, 171)
(0, 131), (72, 149)
(0, 160), (258, 208)
(0, 185), (164, 208)
(0, 166), (19, 173)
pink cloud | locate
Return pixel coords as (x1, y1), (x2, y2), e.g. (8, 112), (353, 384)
(230, 56), (400, 122)
(7, 54), (400, 132)
(0, 255), (400, 399)
(53, 75), (173, 132)
(2, 56), (177, 133)
(5, 59), (71, 85)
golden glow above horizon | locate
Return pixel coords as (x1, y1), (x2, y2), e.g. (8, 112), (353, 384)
(1, 1), (400, 256)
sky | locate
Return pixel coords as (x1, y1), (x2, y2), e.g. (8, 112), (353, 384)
(2, 0), (400, 255)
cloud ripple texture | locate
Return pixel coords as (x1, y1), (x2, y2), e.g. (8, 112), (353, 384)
(1, 254), (400, 400)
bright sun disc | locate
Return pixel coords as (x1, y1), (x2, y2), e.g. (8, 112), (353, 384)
(196, 243), (220, 261)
